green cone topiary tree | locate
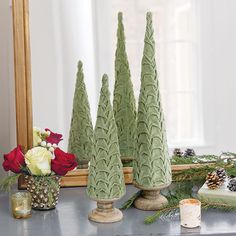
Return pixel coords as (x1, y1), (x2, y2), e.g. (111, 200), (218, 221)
(68, 61), (94, 168)
(87, 74), (125, 200)
(113, 12), (136, 163)
(87, 74), (125, 223)
(133, 12), (172, 210)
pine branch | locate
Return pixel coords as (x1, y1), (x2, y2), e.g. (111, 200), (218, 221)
(120, 191), (141, 210)
(144, 193), (236, 225)
(144, 200), (236, 225)
(222, 152), (236, 157)
(144, 204), (179, 224)
(202, 202), (236, 212)
(171, 155), (219, 165)
(172, 162), (233, 183)
(172, 166), (214, 182)
(0, 174), (21, 192)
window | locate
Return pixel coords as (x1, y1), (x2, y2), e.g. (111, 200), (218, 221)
(94, 0), (203, 148)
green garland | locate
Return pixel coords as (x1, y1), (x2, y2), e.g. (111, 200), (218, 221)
(144, 199), (236, 224)
(144, 178), (236, 224)
(122, 154), (222, 167)
(121, 153), (236, 224)
(171, 154), (219, 165)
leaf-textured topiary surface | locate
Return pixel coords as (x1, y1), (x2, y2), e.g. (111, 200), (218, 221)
(133, 12), (172, 188)
(87, 74), (126, 200)
(68, 61), (94, 164)
(113, 12), (137, 160)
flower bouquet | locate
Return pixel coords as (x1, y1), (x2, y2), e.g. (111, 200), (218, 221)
(1, 127), (78, 210)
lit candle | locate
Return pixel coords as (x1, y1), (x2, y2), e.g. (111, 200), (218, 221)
(11, 192), (32, 219)
(179, 198), (201, 228)
(15, 206), (31, 216)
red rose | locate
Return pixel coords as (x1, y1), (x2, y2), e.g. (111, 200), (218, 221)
(51, 148), (77, 176)
(3, 145), (25, 173)
(45, 128), (63, 145)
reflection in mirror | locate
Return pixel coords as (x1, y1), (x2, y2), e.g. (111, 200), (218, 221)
(30, 0), (236, 168)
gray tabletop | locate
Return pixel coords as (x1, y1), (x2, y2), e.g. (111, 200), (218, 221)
(1, 185), (236, 236)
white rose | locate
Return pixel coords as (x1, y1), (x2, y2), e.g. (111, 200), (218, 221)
(25, 147), (52, 176)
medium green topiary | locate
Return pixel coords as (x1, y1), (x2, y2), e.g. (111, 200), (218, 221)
(113, 12), (136, 162)
(68, 61), (94, 167)
(87, 74), (125, 200)
(133, 12), (172, 188)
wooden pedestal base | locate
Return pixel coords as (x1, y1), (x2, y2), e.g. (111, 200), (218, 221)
(134, 189), (168, 211)
(88, 201), (123, 223)
(121, 156), (133, 165)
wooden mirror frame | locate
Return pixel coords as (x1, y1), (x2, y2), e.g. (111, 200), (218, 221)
(12, 0), (202, 189)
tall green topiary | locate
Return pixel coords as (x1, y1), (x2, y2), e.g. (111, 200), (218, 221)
(87, 74), (125, 200)
(68, 61), (94, 167)
(113, 12), (136, 162)
(133, 12), (172, 188)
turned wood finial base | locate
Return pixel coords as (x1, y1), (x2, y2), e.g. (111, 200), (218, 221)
(121, 156), (134, 165)
(134, 189), (168, 211)
(88, 201), (123, 223)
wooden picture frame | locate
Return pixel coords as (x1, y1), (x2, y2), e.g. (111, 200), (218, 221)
(12, 0), (203, 190)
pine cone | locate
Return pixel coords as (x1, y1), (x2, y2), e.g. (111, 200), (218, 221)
(173, 148), (183, 157)
(184, 148), (195, 157)
(227, 178), (236, 192)
(215, 167), (227, 184)
(206, 171), (221, 189)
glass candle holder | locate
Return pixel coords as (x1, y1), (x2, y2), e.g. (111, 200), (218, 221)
(11, 192), (32, 219)
(179, 198), (201, 228)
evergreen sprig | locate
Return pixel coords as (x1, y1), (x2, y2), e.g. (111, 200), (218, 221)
(171, 155), (219, 165)
(121, 163), (233, 211)
(0, 174), (21, 192)
(144, 200), (236, 224)
(144, 188), (236, 224)
(201, 202), (236, 212)
(120, 191), (141, 210)
(120, 152), (236, 224)
(144, 204), (179, 224)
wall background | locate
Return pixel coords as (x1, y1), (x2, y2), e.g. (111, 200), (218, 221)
(199, 0), (236, 154)
(30, 0), (98, 146)
(0, 0), (16, 178)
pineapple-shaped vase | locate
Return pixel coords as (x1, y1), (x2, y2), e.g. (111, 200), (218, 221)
(25, 175), (61, 210)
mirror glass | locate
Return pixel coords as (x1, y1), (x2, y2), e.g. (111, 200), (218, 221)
(29, 0), (236, 156)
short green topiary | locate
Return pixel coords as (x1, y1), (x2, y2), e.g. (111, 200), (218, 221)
(113, 12), (136, 162)
(68, 61), (94, 167)
(133, 12), (172, 189)
(87, 74), (125, 200)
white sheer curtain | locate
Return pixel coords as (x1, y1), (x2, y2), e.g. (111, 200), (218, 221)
(30, 0), (98, 150)
(94, 0), (204, 148)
